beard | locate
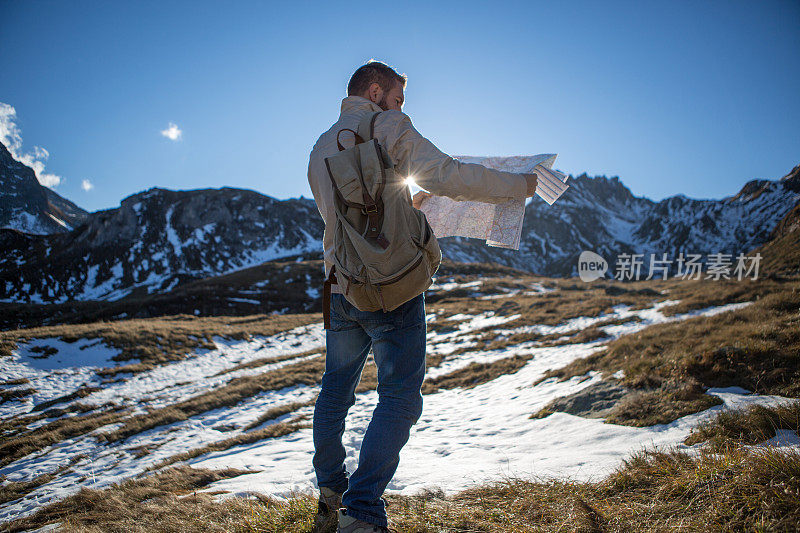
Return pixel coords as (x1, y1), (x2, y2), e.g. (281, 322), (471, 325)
(376, 93), (390, 111)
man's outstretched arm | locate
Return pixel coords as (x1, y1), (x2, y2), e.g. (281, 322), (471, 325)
(412, 175), (538, 208)
(379, 111), (537, 205)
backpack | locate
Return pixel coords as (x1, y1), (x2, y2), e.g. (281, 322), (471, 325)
(322, 111), (442, 329)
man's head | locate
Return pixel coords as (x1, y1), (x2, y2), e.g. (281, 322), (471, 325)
(347, 60), (406, 111)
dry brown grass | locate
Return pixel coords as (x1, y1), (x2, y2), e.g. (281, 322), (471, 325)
(545, 325), (613, 346)
(752, 207), (800, 277)
(0, 401), (98, 440)
(657, 275), (786, 316)
(434, 258), (532, 278)
(427, 274), (777, 354)
(178, 276), (790, 434)
(422, 354), (533, 395)
(443, 317), (634, 359)
(237, 443), (800, 533)
(6, 438), (797, 532)
(525, 277), (798, 426)
(0, 453), (85, 505)
(414, 446), (795, 531)
(603, 379), (724, 427)
(3, 272), (795, 530)
(760, 234), (800, 277)
(100, 344), (466, 467)
(0, 464), (256, 533)
(685, 400), (800, 450)
(0, 387), (36, 403)
(80, 346), (451, 448)
(1, 377), (30, 386)
(429, 276), (668, 332)
(0, 465), (70, 506)
(128, 444), (158, 459)
(97, 355), (326, 443)
(31, 385), (102, 411)
(241, 399), (317, 431)
(146, 414), (313, 472)
(0, 312), (319, 373)
(5, 403), (799, 532)
(537, 282), (800, 417)
(0, 405), (131, 468)
(96, 362), (156, 377)
(214, 349), (324, 377)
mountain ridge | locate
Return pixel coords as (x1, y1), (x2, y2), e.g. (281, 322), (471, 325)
(1, 140), (797, 304)
(0, 142), (90, 234)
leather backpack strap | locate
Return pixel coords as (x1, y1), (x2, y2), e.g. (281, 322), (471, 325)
(355, 111), (389, 250)
(322, 265), (337, 330)
(336, 128), (364, 151)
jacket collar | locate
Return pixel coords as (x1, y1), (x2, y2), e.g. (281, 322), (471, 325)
(340, 95), (384, 115)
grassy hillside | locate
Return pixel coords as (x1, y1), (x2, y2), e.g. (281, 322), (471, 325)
(1, 272), (798, 531)
(2, 403), (797, 532)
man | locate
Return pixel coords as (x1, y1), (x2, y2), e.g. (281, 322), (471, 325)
(307, 60), (538, 532)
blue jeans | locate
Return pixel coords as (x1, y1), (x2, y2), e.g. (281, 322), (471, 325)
(313, 291), (427, 528)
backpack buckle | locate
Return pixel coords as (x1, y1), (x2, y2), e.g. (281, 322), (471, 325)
(362, 204), (378, 214)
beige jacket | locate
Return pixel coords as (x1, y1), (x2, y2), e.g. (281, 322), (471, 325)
(307, 95), (528, 294)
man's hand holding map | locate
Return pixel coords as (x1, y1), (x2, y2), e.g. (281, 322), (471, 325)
(417, 154), (569, 250)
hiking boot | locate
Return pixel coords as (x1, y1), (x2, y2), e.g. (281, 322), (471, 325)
(313, 486), (343, 532)
(337, 508), (396, 532)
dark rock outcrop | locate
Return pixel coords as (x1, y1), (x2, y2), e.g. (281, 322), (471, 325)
(0, 142), (89, 234)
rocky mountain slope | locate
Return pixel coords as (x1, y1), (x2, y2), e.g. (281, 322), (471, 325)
(441, 163), (800, 276)
(751, 165), (800, 276)
(1, 140), (797, 304)
(0, 142), (89, 234)
(1, 185), (323, 304)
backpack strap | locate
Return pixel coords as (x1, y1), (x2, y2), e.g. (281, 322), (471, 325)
(354, 111), (390, 250)
(357, 111), (380, 141)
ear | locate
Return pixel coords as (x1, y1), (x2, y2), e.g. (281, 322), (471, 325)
(367, 82), (383, 104)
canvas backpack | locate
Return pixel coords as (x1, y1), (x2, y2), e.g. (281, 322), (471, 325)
(322, 111), (442, 329)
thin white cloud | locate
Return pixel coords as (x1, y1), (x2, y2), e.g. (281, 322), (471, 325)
(81, 178), (94, 191)
(160, 122), (182, 141)
(0, 102), (63, 188)
(38, 172), (62, 188)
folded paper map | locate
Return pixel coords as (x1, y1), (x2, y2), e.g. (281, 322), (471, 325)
(419, 154), (569, 250)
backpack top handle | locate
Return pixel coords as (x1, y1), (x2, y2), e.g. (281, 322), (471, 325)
(336, 129), (365, 152)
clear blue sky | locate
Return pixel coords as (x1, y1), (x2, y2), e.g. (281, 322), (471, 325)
(1, 0), (798, 212)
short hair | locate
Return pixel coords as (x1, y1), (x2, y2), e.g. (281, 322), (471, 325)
(347, 60), (407, 97)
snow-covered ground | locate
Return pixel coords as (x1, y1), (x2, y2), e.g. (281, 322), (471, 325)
(0, 288), (796, 524)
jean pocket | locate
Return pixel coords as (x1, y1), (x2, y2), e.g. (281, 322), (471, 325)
(330, 294), (355, 331)
(331, 293), (344, 316)
(400, 293), (425, 329)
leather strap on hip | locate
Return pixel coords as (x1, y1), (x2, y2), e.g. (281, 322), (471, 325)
(322, 265), (338, 330)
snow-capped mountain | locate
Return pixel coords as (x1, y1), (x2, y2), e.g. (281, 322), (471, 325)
(0, 141), (89, 234)
(1, 140), (797, 305)
(438, 163), (800, 277)
(1, 186), (323, 303)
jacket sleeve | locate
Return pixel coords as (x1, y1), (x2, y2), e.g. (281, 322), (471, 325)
(378, 110), (528, 204)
